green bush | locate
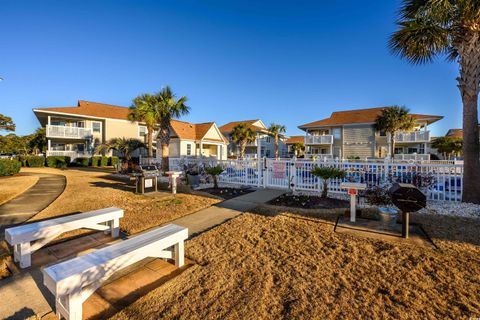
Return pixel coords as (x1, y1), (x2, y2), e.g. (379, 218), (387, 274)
(0, 159), (21, 176)
(109, 156), (119, 167)
(91, 156), (101, 167)
(26, 156), (45, 167)
(100, 156), (109, 167)
(16, 155), (28, 167)
(46, 156), (71, 168)
(74, 157), (90, 167)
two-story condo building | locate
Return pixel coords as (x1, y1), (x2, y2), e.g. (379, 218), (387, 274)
(298, 107), (443, 160)
(33, 100), (228, 160)
(219, 119), (287, 158)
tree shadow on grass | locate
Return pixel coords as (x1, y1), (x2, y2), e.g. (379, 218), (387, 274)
(90, 181), (135, 192)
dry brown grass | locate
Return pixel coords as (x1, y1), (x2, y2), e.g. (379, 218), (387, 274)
(23, 167), (220, 235)
(0, 173), (38, 205)
(111, 211), (480, 320)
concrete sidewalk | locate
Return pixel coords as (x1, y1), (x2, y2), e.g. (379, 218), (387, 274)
(0, 188), (284, 319)
(0, 173), (66, 238)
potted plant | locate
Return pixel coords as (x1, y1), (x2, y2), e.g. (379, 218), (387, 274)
(185, 165), (201, 188)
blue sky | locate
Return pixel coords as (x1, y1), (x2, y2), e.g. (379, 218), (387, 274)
(1, 0), (461, 136)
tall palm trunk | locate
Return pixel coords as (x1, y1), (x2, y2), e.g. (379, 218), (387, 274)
(390, 133), (396, 159)
(158, 124), (171, 173)
(239, 141), (246, 159)
(147, 126), (153, 158)
(161, 143), (169, 172)
(274, 135), (279, 159)
(457, 32), (480, 204)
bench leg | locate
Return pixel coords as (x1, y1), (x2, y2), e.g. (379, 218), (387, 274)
(13, 244), (20, 263)
(19, 242), (31, 268)
(174, 241), (184, 267)
(58, 291), (82, 320)
(111, 218), (120, 238)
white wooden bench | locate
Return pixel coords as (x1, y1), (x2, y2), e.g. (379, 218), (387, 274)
(5, 207), (124, 268)
(42, 224), (188, 320)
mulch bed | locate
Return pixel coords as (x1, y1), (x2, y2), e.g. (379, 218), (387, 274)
(200, 187), (254, 200)
(268, 194), (349, 209)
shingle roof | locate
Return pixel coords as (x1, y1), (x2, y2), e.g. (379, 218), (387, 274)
(219, 120), (268, 134)
(170, 120), (227, 142)
(446, 129), (463, 138)
(298, 107), (443, 129)
(34, 100), (226, 142)
(285, 136), (305, 144)
(34, 100), (131, 120)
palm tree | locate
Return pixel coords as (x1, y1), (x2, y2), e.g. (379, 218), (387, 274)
(230, 123), (256, 159)
(267, 123), (286, 159)
(432, 136), (463, 159)
(97, 137), (145, 172)
(291, 142), (305, 157)
(374, 106), (415, 158)
(311, 166), (346, 198)
(389, 0), (480, 203)
(128, 94), (160, 158)
(155, 86), (189, 172)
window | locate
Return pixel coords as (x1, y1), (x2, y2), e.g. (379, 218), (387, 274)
(332, 128), (341, 140)
(186, 144), (192, 156)
(138, 126), (147, 137)
(92, 121), (102, 133)
(266, 136), (271, 143)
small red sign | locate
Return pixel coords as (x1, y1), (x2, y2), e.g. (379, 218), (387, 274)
(348, 188), (358, 196)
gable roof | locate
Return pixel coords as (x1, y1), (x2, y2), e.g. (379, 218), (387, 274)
(285, 135), (305, 144)
(170, 120), (227, 143)
(34, 100), (131, 120)
(219, 120), (268, 134)
(446, 128), (463, 138)
(33, 100), (227, 143)
(298, 107), (443, 129)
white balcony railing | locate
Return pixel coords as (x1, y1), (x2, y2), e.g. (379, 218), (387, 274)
(394, 153), (430, 161)
(46, 125), (92, 139)
(394, 131), (430, 142)
(46, 150), (92, 159)
(305, 135), (334, 145)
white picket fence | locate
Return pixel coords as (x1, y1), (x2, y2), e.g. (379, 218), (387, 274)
(169, 157), (464, 202)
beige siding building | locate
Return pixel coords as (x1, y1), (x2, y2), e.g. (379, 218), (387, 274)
(33, 100), (228, 160)
(298, 107), (443, 160)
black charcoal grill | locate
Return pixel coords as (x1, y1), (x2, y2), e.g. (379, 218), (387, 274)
(389, 183), (426, 238)
(131, 165), (160, 194)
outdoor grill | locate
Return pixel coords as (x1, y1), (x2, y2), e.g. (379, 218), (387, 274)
(131, 165), (160, 194)
(389, 183), (426, 238)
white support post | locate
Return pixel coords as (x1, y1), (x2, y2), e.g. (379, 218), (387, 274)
(65, 291), (83, 320)
(350, 194), (356, 222)
(174, 241), (184, 267)
(110, 218), (120, 238)
(19, 242), (31, 268)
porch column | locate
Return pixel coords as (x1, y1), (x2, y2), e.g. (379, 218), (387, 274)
(199, 142), (203, 158)
(47, 115), (51, 125)
(47, 139), (51, 155)
(256, 133), (261, 159)
(217, 145), (221, 160)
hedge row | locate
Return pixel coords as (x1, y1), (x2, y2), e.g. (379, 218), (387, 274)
(72, 156), (119, 167)
(46, 156), (71, 168)
(0, 159), (21, 176)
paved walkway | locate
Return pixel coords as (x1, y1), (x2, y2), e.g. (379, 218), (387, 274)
(0, 173), (66, 238)
(0, 188), (285, 320)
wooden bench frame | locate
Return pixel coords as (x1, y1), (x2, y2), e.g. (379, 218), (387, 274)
(42, 224), (188, 320)
(5, 207), (124, 268)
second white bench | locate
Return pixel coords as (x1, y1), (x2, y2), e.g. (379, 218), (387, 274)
(42, 224), (188, 320)
(5, 207), (124, 268)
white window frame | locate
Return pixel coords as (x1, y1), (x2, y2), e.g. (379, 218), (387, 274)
(332, 128), (341, 140)
(92, 121), (102, 134)
(138, 125), (147, 137)
(186, 144), (192, 156)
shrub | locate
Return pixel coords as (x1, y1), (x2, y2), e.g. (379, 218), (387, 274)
(91, 156), (101, 167)
(26, 156), (45, 167)
(310, 166), (347, 198)
(46, 156), (71, 168)
(109, 156), (119, 167)
(205, 165), (224, 189)
(364, 185), (393, 206)
(100, 156), (109, 167)
(16, 155), (28, 167)
(0, 159), (21, 176)
(74, 157), (90, 167)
